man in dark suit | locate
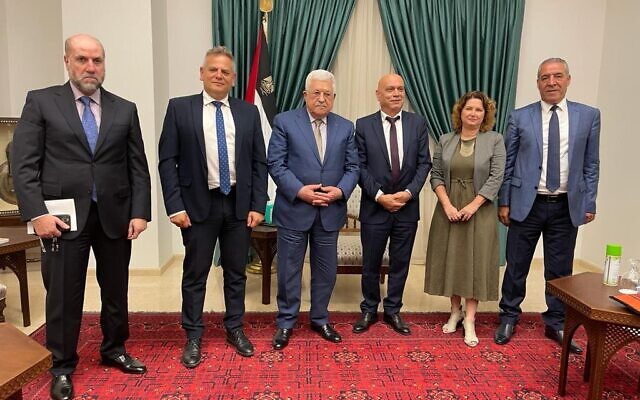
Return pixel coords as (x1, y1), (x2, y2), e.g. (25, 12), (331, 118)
(353, 74), (431, 335)
(158, 47), (268, 367)
(495, 58), (600, 354)
(12, 34), (151, 400)
(267, 69), (359, 349)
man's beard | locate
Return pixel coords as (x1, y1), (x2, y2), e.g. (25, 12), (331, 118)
(73, 76), (103, 95)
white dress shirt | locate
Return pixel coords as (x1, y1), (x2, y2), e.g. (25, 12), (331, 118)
(538, 98), (569, 194)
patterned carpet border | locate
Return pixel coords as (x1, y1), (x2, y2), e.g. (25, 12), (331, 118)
(24, 312), (640, 399)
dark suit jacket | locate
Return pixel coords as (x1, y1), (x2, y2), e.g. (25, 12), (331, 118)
(267, 107), (359, 232)
(158, 94), (268, 221)
(498, 100), (600, 227)
(355, 111), (431, 224)
(12, 82), (151, 239)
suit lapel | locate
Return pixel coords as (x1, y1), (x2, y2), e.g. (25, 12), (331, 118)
(400, 112), (411, 169)
(372, 112), (391, 168)
(567, 101), (580, 167)
(55, 83), (91, 154)
(94, 89), (114, 155)
(325, 113), (338, 164)
(296, 109), (322, 164)
(529, 102), (543, 158)
(191, 95), (206, 162)
(229, 98), (244, 165)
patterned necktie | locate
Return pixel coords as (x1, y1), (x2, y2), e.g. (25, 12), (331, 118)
(313, 119), (324, 162)
(546, 105), (560, 192)
(80, 96), (98, 201)
(213, 101), (231, 195)
(80, 96), (98, 154)
(386, 115), (401, 188)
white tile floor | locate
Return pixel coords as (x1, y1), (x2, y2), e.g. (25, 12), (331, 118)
(1, 257), (595, 335)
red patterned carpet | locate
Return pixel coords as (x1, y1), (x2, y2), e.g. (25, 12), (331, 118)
(24, 312), (639, 399)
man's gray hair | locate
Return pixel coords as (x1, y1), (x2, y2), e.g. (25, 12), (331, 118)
(204, 46), (236, 72)
(537, 57), (570, 78)
(305, 69), (336, 93)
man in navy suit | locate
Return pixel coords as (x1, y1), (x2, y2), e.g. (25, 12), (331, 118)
(158, 47), (268, 367)
(352, 74), (431, 335)
(268, 70), (359, 349)
(494, 58), (600, 354)
(12, 34), (151, 400)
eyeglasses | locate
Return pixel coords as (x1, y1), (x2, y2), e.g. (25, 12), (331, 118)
(306, 90), (335, 99)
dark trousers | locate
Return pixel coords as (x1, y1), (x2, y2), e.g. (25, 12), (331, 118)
(276, 213), (339, 328)
(43, 202), (131, 376)
(180, 188), (250, 339)
(360, 218), (417, 315)
(499, 195), (578, 330)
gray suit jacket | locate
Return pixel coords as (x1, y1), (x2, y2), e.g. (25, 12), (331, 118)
(430, 131), (505, 201)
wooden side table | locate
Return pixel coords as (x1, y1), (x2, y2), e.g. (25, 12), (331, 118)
(0, 227), (40, 327)
(547, 272), (640, 400)
(250, 225), (277, 305)
(0, 322), (51, 400)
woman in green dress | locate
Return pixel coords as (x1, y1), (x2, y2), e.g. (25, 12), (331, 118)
(424, 91), (505, 347)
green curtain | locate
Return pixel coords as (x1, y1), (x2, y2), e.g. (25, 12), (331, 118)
(212, 0), (262, 99)
(268, 0), (356, 111)
(212, 0), (355, 109)
(378, 0), (525, 139)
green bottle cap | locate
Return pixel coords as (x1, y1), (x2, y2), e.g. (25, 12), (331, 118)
(606, 244), (622, 257)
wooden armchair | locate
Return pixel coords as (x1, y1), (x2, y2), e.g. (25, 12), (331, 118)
(336, 187), (389, 283)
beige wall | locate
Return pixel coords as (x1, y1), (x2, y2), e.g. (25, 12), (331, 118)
(0, 0), (635, 270)
(584, 0), (640, 267)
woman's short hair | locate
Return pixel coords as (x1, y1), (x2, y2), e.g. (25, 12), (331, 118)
(451, 91), (497, 133)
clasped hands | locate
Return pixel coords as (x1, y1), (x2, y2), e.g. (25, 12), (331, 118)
(297, 184), (342, 206)
(443, 203), (479, 222)
(377, 191), (412, 213)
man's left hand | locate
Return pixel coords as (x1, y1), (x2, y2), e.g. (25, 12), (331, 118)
(585, 213), (596, 224)
(247, 211), (264, 228)
(128, 218), (148, 240)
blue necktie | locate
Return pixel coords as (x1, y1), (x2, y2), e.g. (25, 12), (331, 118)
(80, 96), (98, 154)
(546, 105), (560, 192)
(213, 101), (231, 195)
(80, 96), (98, 201)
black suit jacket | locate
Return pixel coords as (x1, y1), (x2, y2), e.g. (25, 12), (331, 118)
(12, 82), (151, 239)
(355, 111), (431, 223)
(158, 94), (268, 221)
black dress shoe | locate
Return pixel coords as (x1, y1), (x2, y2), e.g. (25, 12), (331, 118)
(353, 312), (378, 333)
(310, 323), (342, 343)
(494, 322), (515, 345)
(383, 313), (411, 335)
(181, 338), (202, 368)
(544, 327), (583, 354)
(101, 353), (147, 374)
(50, 374), (73, 400)
(226, 328), (254, 357)
(273, 327), (293, 350)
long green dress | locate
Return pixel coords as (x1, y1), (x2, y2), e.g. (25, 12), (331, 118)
(424, 139), (499, 301)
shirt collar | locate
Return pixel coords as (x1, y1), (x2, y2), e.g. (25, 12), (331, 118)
(203, 91), (229, 107)
(307, 109), (327, 125)
(70, 81), (101, 105)
(541, 98), (567, 113)
(381, 110), (402, 122)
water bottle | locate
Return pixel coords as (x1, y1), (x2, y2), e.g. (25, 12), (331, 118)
(603, 244), (622, 286)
